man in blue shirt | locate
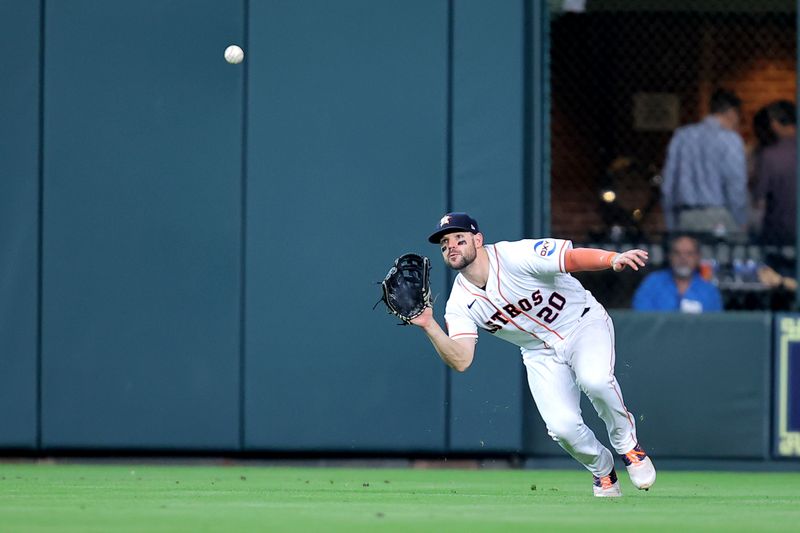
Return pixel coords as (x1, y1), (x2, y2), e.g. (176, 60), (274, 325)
(633, 235), (723, 313)
(661, 89), (747, 240)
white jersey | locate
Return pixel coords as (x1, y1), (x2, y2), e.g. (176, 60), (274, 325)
(444, 239), (601, 350)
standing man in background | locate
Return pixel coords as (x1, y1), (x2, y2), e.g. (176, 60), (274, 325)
(661, 89), (748, 240)
(632, 234), (723, 313)
(755, 100), (797, 246)
(410, 213), (656, 498)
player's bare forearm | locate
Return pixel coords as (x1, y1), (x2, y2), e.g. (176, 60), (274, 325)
(410, 308), (475, 372)
(565, 248), (648, 273)
(423, 324), (475, 372)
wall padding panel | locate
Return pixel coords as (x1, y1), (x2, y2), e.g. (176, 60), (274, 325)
(448, 0), (526, 452)
(245, 0), (449, 451)
(41, 0), (244, 449)
(524, 311), (772, 459)
(0, 0), (40, 448)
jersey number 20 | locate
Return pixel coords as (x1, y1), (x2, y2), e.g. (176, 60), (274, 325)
(536, 292), (566, 323)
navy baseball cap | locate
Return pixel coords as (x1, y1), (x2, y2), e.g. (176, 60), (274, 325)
(427, 212), (480, 243)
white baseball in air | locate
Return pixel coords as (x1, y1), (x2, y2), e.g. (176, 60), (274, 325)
(224, 44), (244, 64)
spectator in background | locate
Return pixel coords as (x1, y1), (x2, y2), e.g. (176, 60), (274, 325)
(754, 100), (797, 246)
(751, 105), (778, 160)
(661, 89), (748, 240)
(632, 234), (723, 313)
(747, 105), (779, 236)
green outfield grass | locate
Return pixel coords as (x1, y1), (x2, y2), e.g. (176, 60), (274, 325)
(0, 463), (799, 532)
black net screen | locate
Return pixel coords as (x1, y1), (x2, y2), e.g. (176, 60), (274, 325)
(549, 1), (797, 310)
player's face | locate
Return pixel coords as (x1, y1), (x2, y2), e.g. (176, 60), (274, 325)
(439, 232), (478, 270)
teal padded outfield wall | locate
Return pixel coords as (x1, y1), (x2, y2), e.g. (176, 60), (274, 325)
(0, 0), (780, 458)
(244, 0), (451, 452)
(40, 0), (243, 450)
(448, 0), (526, 453)
(0, 0), (40, 448)
(524, 312), (773, 460)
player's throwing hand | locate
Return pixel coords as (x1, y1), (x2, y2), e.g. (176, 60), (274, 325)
(611, 249), (648, 272)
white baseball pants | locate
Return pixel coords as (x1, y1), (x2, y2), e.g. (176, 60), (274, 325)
(522, 306), (638, 478)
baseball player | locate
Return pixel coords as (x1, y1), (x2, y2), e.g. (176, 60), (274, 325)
(411, 212), (656, 497)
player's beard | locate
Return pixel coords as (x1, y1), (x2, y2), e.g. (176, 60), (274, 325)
(447, 243), (477, 270)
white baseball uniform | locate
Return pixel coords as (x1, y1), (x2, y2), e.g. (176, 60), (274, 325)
(444, 238), (638, 477)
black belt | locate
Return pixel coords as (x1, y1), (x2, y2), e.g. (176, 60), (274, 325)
(581, 307), (590, 317)
(676, 205), (714, 211)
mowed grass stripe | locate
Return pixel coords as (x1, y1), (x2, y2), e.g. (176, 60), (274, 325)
(0, 465), (798, 532)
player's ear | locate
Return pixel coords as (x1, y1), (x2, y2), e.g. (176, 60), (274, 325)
(474, 232), (484, 247)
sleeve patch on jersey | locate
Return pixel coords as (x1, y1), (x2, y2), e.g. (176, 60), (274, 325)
(533, 239), (556, 257)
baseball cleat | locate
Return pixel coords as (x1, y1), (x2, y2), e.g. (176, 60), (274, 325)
(622, 444), (656, 490)
(592, 468), (622, 497)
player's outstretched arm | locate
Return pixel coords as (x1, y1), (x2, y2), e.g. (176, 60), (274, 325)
(610, 249), (649, 272)
(565, 248), (648, 273)
(410, 308), (475, 372)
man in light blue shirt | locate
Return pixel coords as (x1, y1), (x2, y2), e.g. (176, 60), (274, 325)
(633, 234), (723, 313)
(661, 89), (748, 239)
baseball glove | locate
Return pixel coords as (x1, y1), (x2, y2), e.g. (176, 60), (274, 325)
(376, 253), (432, 324)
